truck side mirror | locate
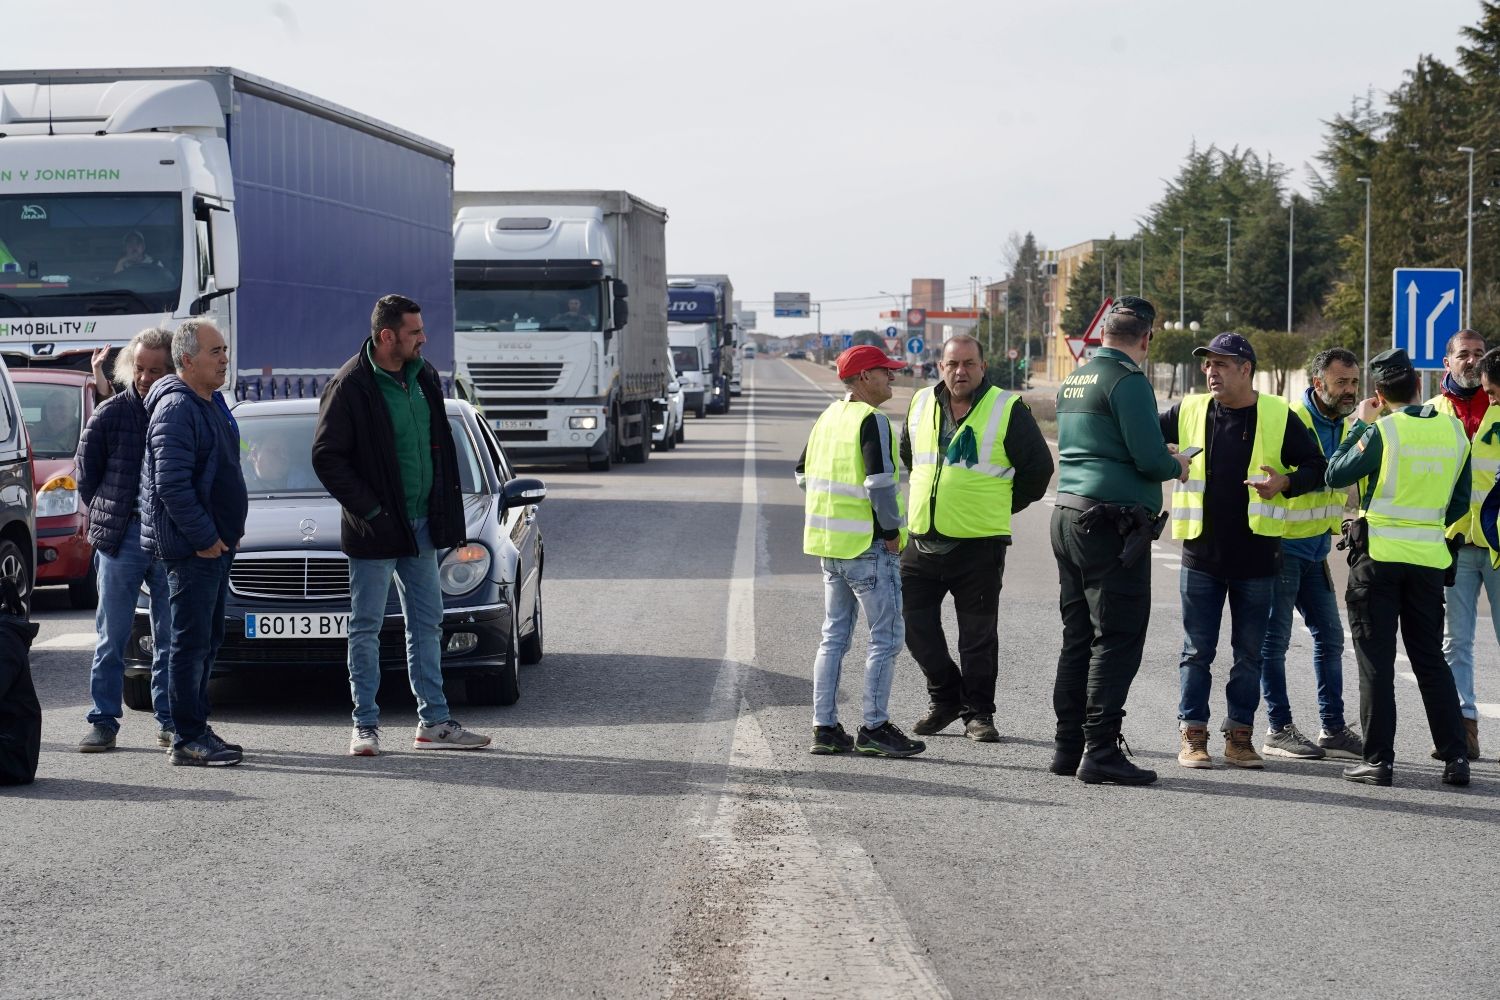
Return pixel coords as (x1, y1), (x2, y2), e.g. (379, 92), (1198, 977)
(209, 211), (240, 292)
(612, 295), (629, 331)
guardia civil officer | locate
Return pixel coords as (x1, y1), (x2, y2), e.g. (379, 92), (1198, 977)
(1051, 297), (1190, 785)
(1325, 348), (1471, 787)
(900, 335), (1053, 743)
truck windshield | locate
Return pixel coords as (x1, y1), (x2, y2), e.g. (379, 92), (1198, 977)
(671, 346), (701, 374)
(0, 194), (183, 317)
(456, 282), (602, 333)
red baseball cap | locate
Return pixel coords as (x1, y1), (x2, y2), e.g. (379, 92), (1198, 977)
(836, 344), (905, 379)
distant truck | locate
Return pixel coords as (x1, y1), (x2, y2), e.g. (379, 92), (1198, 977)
(0, 67), (455, 395)
(668, 322), (714, 419)
(667, 274), (735, 413)
(452, 191), (669, 470)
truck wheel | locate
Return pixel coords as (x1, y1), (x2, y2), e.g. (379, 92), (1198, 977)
(694, 398), (707, 419)
(69, 564), (99, 610)
(122, 672), (154, 712)
(624, 402), (651, 463)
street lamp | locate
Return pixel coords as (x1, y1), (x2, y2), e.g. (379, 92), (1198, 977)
(1218, 216), (1232, 323)
(1357, 177), (1372, 373)
(1287, 196), (1296, 333)
(1459, 145), (1475, 326)
(1174, 226), (1185, 325)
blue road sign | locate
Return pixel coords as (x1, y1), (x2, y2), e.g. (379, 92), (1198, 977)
(1392, 268), (1463, 369)
(841, 333), (853, 349)
(906, 336), (925, 355)
(821, 334), (833, 348)
(885, 325), (899, 337)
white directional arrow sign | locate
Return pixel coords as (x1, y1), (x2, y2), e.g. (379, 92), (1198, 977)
(1393, 268), (1463, 369)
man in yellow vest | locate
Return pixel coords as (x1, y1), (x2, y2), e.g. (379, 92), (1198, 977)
(900, 335), (1053, 743)
(1427, 329), (1493, 759)
(1256, 348), (1365, 761)
(1162, 333), (1327, 769)
(796, 345), (925, 758)
(1326, 348), (1471, 787)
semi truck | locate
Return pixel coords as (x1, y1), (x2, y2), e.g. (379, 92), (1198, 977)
(0, 67), (455, 395)
(667, 274), (735, 413)
(451, 191), (669, 470)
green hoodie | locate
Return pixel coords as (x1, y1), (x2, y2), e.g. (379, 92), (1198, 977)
(366, 340), (432, 519)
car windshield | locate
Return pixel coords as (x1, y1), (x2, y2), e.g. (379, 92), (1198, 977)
(237, 411), (485, 497)
(16, 382), (82, 459)
(456, 282), (602, 332)
(671, 346), (700, 373)
(0, 194), (184, 317)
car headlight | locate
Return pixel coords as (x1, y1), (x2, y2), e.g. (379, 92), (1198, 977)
(37, 474), (79, 517)
(569, 416), (598, 430)
(438, 543), (491, 595)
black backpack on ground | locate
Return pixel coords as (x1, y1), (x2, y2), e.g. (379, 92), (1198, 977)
(0, 578), (41, 786)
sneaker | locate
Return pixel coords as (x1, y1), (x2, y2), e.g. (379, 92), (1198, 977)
(157, 729), (175, 749)
(855, 722), (926, 758)
(412, 719), (491, 750)
(1443, 756), (1471, 787)
(911, 704), (963, 736)
(78, 724), (117, 753)
(1261, 723), (1325, 760)
(1178, 725), (1213, 768)
(964, 715), (1000, 743)
(350, 725), (381, 757)
(170, 736), (242, 767)
(1223, 727), (1265, 769)
(809, 724), (854, 755)
(1316, 726), (1364, 760)
(204, 727), (242, 753)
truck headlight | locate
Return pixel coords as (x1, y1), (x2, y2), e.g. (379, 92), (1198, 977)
(569, 416), (598, 430)
(37, 474), (79, 517)
(438, 543), (491, 595)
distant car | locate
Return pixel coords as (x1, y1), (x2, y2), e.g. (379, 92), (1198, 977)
(787, 350), (807, 360)
(0, 359), (35, 607)
(653, 376), (685, 451)
(11, 368), (98, 607)
(123, 397), (546, 710)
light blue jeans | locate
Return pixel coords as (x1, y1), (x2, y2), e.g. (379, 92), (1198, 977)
(347, 518), (449, 727)
(812, 542), (903, 730)
(1443, 543), (1500, 721)
(87, 519), (173, 732)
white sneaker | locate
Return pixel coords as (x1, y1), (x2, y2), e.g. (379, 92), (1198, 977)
(412, 719), (491, 750)
(349, 725), (381, 757)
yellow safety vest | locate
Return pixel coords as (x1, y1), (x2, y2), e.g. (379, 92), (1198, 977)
(1364, 409), (1468, 568)
(1170, 393), (1292, 540)
(1282, 400), (1347, 539)
(802, 399), (906, 559)
(906, 384), (1018, 538)
(1427, 393), (1500, 546)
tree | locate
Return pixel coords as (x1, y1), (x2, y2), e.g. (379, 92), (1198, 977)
(1246, 329), (1316, 396)
(1149, 325), (1198, 398)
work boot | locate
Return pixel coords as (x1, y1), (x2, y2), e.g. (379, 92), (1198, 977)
(1222, 727), (1264, 769)
(911, 705), (962, 736)
(1464, 718), (1480, 760)
(1177, 725), (1213, 769)
(1049, 745), (1083, 776)
(1077, 735), (1157, 786)
(965, 715), (1000, 743)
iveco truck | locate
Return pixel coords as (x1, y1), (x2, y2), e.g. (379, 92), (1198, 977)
(452, 191), (669, 470)
(0, 68), (455, 396)
(667, 274), (735, 412)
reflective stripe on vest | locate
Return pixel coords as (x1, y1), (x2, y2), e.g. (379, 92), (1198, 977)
(1282, 400), (1346, 539)
(906, 384), (1018, 538)
(1170, 393), (1292, 540)
(1428, 392), (1500, 547)
(1365, 410), (1468, 568)
(802, 399), (907, 559)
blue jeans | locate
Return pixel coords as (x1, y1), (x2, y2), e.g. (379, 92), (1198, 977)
(87, 520), (173, 732)
(813, 542), (903, 730)
(1442, 544), (1500, 721)
(1178, 567), (1275, 730)
(347, 518), (449, 727)
(164, 549), (234, 744)
(1258, 554), (1346, 732)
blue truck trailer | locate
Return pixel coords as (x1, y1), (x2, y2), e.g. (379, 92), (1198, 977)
(667, 274), (735, 414)
(0, 67), (454, 396)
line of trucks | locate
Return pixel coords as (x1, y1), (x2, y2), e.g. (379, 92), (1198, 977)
(0, 66), (747, 469)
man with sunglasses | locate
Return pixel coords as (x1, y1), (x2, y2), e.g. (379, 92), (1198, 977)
(1050, 297), (1189, 784)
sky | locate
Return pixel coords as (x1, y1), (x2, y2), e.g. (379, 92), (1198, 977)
(6, 0), (1483, 338)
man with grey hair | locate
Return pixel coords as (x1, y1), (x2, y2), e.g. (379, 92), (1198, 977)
(75, 327), (176, 752)
(140, 319), (247, 766)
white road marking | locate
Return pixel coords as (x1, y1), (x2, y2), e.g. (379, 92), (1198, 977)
(33, 632), (96, 651)
(1476, 703), (1500, 719)
(783, 358), (844, 400)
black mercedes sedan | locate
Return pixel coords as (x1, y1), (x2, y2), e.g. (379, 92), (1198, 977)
(122, 397), (545, 708)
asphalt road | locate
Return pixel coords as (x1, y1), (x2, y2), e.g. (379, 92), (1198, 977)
(4, 358), (1499, 999)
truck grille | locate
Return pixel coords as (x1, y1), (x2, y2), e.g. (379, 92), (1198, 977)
(495, 430), (549, 442)
(468, 362), (565, 393)
(229, 557), (350, 601)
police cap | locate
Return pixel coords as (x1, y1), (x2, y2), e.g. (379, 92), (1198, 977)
(1108, 296), (1156, 325)
(1369, 348), (1414, 379)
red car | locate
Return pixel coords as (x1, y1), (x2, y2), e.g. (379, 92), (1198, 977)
(12, 369), (101, 607)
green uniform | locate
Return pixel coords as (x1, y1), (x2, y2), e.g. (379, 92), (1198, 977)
(1051, 347), (1181, 752)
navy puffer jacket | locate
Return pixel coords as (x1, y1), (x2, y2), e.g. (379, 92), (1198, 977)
(140, 376), (241, 560)
(75, 383), (149, 557)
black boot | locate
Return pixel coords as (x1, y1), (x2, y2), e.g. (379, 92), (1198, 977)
(1077, 734), (1157, 786)
(1049, 745), (1083, 776)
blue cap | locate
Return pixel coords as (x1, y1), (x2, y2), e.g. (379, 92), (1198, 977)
(1192, 332), (1256, 364)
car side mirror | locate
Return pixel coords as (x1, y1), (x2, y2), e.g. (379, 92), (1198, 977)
(501, 477), (547, 509)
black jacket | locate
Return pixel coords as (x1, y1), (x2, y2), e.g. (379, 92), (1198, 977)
(140, 376), (247, 560)
(76, 383), (149, 557)
(311, 342), (464, 559)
